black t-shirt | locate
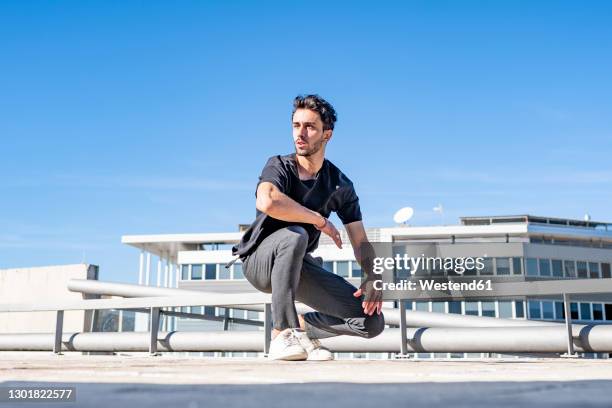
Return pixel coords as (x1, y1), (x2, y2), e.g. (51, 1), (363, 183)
(232, 153), (362, 258)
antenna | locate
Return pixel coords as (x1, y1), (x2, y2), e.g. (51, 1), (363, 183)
(393, 207), (414, 225)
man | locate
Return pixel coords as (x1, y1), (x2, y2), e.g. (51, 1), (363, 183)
(232, 94), (384, 361)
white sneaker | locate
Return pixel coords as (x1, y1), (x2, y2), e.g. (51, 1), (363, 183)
(268, 329), (308, 361)
(292, 329), (334, 361)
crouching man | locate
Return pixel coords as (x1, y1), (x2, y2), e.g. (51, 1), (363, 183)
(231, 94), (384, 361)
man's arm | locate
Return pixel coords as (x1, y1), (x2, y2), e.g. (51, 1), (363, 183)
(256, 181), (343, 248)
(345, 220), (383, 315)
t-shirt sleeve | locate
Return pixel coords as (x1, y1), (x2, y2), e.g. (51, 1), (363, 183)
(336, 185), (363, 225)
(257, 156), (290, 193)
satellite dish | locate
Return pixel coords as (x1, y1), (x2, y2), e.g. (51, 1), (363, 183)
(393, 207), (414, 224)
(584, 214), (591, 222)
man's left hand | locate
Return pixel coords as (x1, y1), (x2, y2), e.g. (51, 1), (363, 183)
(353, 279), (382, 316)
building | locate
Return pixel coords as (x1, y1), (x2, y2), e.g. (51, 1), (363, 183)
(121, 215), (612, 359)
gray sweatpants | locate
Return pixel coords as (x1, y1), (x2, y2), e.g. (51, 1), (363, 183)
(242, 225), (385, 339)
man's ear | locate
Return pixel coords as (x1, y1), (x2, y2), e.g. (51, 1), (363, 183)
(323, 129), (333, 142)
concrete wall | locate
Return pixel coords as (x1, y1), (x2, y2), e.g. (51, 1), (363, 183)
(0, 264), (98, 333)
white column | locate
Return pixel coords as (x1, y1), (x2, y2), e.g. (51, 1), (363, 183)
(145, 253), (151, 286)
(138, 250), (145, 285)
(175, 263), (180, 288)
(163, 256), (169, 288)
(156, 257), (162, 287)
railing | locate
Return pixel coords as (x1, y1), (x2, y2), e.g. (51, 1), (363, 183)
(1, 278), (612, 356)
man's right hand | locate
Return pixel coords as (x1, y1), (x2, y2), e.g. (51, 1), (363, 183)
(315, 217), (342, 249)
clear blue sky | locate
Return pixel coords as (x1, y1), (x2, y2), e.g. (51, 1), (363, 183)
(1, 1), (611, 283)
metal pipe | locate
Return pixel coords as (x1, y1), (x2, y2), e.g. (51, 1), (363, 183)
(67, 279), (560, 328)
(2, 326), (612, 353)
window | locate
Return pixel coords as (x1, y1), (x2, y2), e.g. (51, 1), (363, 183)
(181, 265), (190, 280)
(204, 306), (215, 316)
(218, 264), (231, 280)
(555, 301), (565, 320)
(570, 303), (579, 320)
(205, 264), (216, 280)
(233, 263), (244, 279)
(577, 261), (588, 278)
(191, 264), (203, 280)
(593, 304), (603, 320)
(351, 261), (362, 278)
(589, 262), (600, 279)
(448, 301), (461, 314)
(480, 258), (494, 275)
(512, 257), (523, 275)
(432, 302), (445, 313)
(580, 303), (591, 320)
(551, 260), (563, 277)
(323, 261), (334, 273)
(528, 301), (541, 319)
(465, 302), (478, 316)
(564, 260), (576, 278)
(526, 258), (538, 276)
(498, 301), (513, 318)
(515, 301), (525, 318)
(482, 301), (495, 317)
(495, 258), (510, 275)
(538, 259), (551, 277)
(542, 301), (554, 319)
(602, 263), (611, 279)
(415, 301), (429, 311)
(605, 304), (612, 321)
(336, 261), (349, 277)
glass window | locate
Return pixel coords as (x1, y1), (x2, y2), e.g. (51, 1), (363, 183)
(542, 301), (554, 319)
(495, 258), (510, 275)
(448, 301), (461, 314)
(465, 301), (479, 316)
(580, 303), (591, 320)
(204, 306), (215, 316)
(205, 264), (216, 280)
(526, 258), (538, 276)
(564, 260), (576, 278)
(247, 310), (260, 320)
(570, 303), (579, 320)
(432, 302), (445, 313)
(480, 258), (494, 275)
(190, 306), (200, 314)
(593, 304), (603, 320)
(577, 261), (588, 278)
(191, 264), (203, 280)
(121, 311), (135, 332)
(512, 257), (523, 275)
(351, 261), (362, 278)
(605, 304), (612, 321)
(538, 259), (551, 277)
(555, 301), (565, 320)
(482, 301), (495, 317)
(181, 264), (190, 280)
(323, 261), (334, 273)
(415, 301), (429, 311)
(233, 263), (244, 279)
(336, 261), (349, 277)
(589, 262), (600, 279)
(499, 301), (513, 318)
(602, 263), (611, 279)
(218, 264), (231, 279)
(515, 301), (525, 318)
(551, 260), (563, 277)
(528, 301), (541, 319)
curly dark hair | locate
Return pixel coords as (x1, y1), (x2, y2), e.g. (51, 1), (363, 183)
(292, 94), (337, 130)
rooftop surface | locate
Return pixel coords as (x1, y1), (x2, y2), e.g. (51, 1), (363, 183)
(1, 354), (612, 407)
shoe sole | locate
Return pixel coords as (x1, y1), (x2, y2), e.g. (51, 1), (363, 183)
(269, 351), (308, 361)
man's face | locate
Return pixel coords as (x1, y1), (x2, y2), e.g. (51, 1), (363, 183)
(292, 108), (332, 157)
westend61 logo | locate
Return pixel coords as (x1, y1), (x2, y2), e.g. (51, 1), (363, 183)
(362, 243), (498, 300)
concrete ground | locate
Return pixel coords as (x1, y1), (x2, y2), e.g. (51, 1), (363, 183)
(1, 353), (612, 407)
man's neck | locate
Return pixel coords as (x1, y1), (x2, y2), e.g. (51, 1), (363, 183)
(295, 150), (325, 180)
